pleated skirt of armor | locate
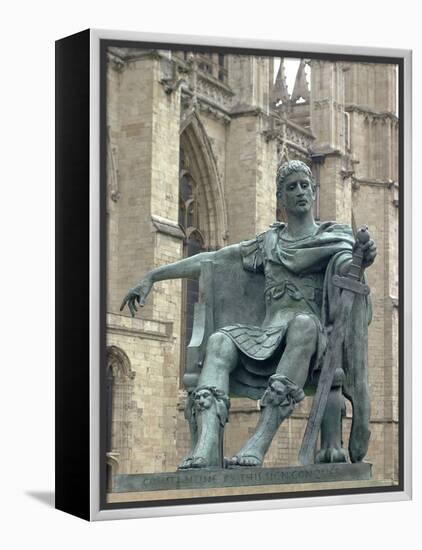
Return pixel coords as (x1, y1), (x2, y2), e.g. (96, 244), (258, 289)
(219, 311), (326, 401)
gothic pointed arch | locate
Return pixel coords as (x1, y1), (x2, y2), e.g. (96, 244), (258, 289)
(105, 346), (136, 475)
(179, 111), (228, 249)
(178, 112), (228, 378)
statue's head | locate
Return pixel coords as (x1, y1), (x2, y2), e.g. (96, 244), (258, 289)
(276, 160), (316, 215)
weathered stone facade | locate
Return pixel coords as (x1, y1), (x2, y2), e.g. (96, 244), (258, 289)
(105, 48), (399, 488)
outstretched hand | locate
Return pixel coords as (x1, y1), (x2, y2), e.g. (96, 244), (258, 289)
(120, 277), (153, 317)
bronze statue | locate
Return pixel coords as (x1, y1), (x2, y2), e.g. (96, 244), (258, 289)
(121, 160), (376, 470)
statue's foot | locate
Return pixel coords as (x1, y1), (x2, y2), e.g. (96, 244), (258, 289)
(227, 454), (263, 467)
(178, 456), (194, 469)
(190, 456), (208, 468)
(178, 455), (212, 469)
(315, 447), (347, 464)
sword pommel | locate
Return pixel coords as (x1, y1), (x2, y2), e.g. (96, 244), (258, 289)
(356, 225), (370, 245)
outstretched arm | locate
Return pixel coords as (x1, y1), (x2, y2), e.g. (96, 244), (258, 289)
(121, 244), (241, 316)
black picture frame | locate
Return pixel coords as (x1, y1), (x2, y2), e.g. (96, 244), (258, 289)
(55, 29), (412, 521)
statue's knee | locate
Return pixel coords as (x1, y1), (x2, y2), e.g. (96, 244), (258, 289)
(291, 314), (316, 333)
(207, 332), (236, 361)
(332, 368), (345, 387)
(288, 314), (317, 346)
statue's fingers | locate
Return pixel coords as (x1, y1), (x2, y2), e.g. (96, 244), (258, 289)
(367, 244), (377, 258)
(361, 239), (374, 251)
(120, 294), (129, 311)
(128, 300), (136, 317)
(128, 297), (138, 313)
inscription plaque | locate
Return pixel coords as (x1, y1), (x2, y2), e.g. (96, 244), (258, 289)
(114, 463), (372, 493)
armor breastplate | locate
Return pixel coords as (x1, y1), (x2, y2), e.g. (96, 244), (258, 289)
(264, 261), (324, 315)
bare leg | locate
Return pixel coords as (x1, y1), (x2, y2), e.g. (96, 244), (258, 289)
(230, 315), (317, 467)
(197, 332), (238, 390)
(179, 332), (237, 469)
(274, 314), (318, 384)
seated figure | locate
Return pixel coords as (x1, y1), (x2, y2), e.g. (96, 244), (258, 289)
(121, 160), (376, 469)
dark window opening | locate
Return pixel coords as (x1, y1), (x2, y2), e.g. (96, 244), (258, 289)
(178, 151), (206, 379)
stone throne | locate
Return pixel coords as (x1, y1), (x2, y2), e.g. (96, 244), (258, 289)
(181, 253), (371, 470)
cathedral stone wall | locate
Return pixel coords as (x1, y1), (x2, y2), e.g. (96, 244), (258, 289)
(106, 52), (184, 474)
(105, 49), (399, 488)
(107, 314), (177, 474)
(226, 113), (277, 242)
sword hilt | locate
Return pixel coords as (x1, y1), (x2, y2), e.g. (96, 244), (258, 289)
(348, 225), (370, 281)
(332, 225), (370, 294)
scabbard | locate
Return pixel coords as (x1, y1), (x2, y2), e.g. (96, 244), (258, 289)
(299, 225), (371, 465)
(298, 289), (355, 466)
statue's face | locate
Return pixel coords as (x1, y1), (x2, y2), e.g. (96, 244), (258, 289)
(194, 389), (213, 411)
(280, 171), (315, 215)
(268, 379), (288, 405)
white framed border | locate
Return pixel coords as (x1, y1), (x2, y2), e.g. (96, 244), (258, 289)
(89, 29), (412, 521)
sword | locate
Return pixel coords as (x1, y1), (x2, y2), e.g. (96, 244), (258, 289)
(298, 225), (371, 466)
